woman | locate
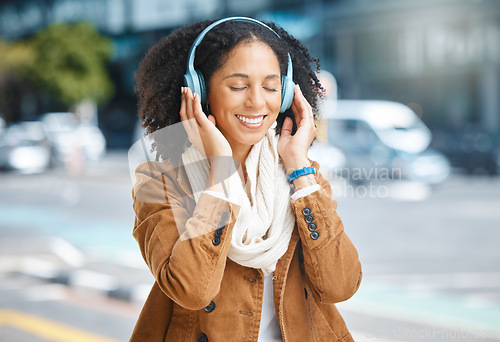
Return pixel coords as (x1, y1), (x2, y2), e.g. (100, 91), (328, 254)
(131, 17), (362, 342)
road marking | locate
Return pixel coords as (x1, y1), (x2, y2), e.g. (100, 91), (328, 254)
(0, 310), (119, 342)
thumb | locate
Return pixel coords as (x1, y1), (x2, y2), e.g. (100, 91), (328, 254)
(281, 117), (293, 137)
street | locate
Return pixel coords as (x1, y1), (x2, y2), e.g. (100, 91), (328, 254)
(335, 174), (500, 341)
(1, 151), (500, 341)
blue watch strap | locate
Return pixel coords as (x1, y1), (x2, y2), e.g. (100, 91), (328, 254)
(288, 166), (316, 184)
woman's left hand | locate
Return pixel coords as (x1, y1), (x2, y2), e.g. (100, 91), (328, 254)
(278, 84), (316, 173)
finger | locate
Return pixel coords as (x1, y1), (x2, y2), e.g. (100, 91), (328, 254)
(192, 93), (209, 126)
(180, 88), (199, 143)
(295, 85), (313, 118)
(291, 100), (308, 128)
(291, 86), (313, 126)
(184, 87), (196, 122)
(281, 116), (293, 138)
(180, 87), (192, 131)
(291, 86), (306, 121)
(180, 87), (189, 122)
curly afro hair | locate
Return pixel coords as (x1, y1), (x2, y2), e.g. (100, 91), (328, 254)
(135, 18), (324, 161)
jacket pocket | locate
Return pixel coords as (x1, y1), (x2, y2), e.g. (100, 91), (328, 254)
(305, 284), (339, 341)
(164, 304), (194, 341)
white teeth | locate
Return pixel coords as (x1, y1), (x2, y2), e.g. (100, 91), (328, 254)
(236, 115), (264, 124)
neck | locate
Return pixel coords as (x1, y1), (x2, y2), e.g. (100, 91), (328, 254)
(222, 133), (253, 169)
(232, 145), (251, 169)
(229, 141), (252, 185)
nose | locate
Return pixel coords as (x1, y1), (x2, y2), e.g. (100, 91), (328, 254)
(244, 86), (266, 109)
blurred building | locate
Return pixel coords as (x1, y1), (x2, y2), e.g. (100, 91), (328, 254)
(1, 0), (499, 152)
(323, 0), (500, 138)
(0, 0), (274, 148)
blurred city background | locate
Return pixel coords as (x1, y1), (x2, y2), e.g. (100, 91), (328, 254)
(1, 0), (499, 341)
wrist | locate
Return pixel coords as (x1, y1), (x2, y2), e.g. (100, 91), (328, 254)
(292, 174), (317, 190)
(287, 165), (318, 190)
(284, 158), (311, 176)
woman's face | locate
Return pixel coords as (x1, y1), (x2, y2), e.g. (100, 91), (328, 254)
(207, 40), (282, 151)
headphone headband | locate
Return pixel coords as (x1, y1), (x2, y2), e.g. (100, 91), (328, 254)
(186, 17), (282, 73)
(184, 16), (295, 113)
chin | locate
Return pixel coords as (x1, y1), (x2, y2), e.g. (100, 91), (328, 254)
(232, 134), (261, 148)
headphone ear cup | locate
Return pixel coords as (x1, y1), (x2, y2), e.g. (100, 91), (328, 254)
(183, 70), (203, 97)
(183, 73), (195, 92)
(280, 75), (295, 113)
(197, 72), (207, 106)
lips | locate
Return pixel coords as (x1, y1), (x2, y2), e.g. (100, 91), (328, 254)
(235, 114), (267, 129)
(235, 115), (266, 124)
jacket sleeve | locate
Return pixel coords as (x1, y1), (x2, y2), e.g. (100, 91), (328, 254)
(132, 161), (240, 310)
(291, 160), (362, 304)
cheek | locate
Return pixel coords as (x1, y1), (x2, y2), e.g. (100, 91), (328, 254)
(270, 95), (282, 113)
(209, 91), (238, 112)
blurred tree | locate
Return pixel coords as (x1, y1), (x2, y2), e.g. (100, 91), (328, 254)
(0, 21), (114, 122)
(0, 39), (37, 122)
(26, 21), (114, 106)
(0, 40), (35, 82)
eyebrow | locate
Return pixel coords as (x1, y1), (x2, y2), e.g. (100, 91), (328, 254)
(223, 73), (280, 80)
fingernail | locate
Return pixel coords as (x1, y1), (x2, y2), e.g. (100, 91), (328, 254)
(192, 92), (196, 100)
(181, 87), (184, 94)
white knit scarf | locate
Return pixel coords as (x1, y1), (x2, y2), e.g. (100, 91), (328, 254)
(181, 122), (294, 276)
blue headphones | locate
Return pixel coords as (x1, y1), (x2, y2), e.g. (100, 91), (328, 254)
(183, 16), (295, 113)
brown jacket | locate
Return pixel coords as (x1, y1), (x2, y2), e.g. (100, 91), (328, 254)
(130, 157), (362, 342)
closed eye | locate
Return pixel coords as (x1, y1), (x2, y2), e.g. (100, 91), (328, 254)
(229, 86), (278, 92)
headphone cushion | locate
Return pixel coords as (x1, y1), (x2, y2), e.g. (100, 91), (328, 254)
(183, 71), (203, 99)
(280, 75), (295, 113)
(198, 72), (207, 105)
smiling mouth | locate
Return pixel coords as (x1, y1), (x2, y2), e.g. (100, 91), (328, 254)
(235, 115), (266, 124)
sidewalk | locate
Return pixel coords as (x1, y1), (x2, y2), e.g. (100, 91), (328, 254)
(0, 150), (153, 306)
(0, 232), (154, 305)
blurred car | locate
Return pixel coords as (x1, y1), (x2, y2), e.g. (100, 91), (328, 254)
(432, 125), (499, 175)
(497, 147), (500, 174)
(40, 112), (106, 165)
(320, 100), (451, 185)
(307, 142), (346, 181)
(0, 121), (52, 173)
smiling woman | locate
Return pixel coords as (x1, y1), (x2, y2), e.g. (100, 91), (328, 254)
(131, 17), (362, 342)
(207, 41), (282, 160)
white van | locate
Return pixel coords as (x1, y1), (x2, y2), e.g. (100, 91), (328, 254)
(319, 100), (450, 185)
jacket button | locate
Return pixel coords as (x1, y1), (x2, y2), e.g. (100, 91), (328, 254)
(218, 221), (226, 229)
(302, 207), (311, 215)
(310, 231), (319, 240)
(198, 333), (209, 342)
(214, 228), (223, 237)
(305, 215), (314, 223)
(204, 300), (216, 313)
(308, 223), (317, 231)
(221, 211), (229, 221)
(212, 236), (221, 245)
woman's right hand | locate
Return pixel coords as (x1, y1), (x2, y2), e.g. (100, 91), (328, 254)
(180, 87), (232, 161)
